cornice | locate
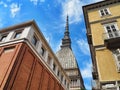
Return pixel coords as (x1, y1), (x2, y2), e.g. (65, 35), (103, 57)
(89, 15), (120, 24)
(84, 0), (120, 10)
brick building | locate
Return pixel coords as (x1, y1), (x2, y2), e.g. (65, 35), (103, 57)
(0, 20), (70, 90)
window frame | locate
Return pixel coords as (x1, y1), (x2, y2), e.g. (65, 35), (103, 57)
(0, 34), (8, 42)
(31, 35), (38, 46)
(13, 31), (22, 39)
(61, 75), (63, 82)
(103, 23), (119, 39)
(99, 8), (111, 17)
(57, 70), (60, 76)
(53, 63), (56, 71)
(41, 47), (45, 56)
(47, 56), (51, 65)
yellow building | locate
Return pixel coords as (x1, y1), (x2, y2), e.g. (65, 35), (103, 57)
(83, 0), (120, 90)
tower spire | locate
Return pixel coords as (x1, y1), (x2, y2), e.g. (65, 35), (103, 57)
(65, 15), (69, 32)
(61, 15), (71, 49)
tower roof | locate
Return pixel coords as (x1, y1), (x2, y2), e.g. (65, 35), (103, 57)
(56, 16), (78, 69)
(56, 47), (78, 69)
(61, 15), (71, 49)
(56, 16), (85, 89)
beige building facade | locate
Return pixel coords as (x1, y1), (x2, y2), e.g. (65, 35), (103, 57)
(83, 0), (120, 90)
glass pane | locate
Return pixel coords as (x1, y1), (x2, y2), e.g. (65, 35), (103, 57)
(32, 36), (37, 46)
(100, 10), (104, 16)
(41, 47), (45, 56)
(0, 35), (7, 42)
(106, 26), (111, 32)
(14, 32), (21, 39)
(53, 63), (56, 71)
(57, 70), (59, 76)
(106, 26), (114, 38)
(111, 25), (117, 31)
(61, 75), (63, 81)
(104, 8), (109, 15)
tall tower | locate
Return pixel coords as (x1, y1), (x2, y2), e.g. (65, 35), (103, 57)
(0, 20), (70, 90)
(56, 16), (85, 90)
(83, 0), (120, 90)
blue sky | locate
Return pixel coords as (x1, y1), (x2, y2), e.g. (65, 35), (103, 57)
(0, 0), (103, 89)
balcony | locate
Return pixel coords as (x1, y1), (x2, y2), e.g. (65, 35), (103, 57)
(103, 30), (120, 49)
(101, 83), (117, 90)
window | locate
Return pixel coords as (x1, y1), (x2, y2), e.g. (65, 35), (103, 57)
(67, 83), (69, 89)
(104, 23), (119, 39)
(53, 63), (56, 71)
(14, 32), (21, 39)
(57, 70), (60, 76)
(99, 8), (110, 16)
(71, 79), (77, 86)
(0, 35), (7, 42)
(65, 79), (66, 85)
(61, 75), (63, 82)
(47, 56), (51, 65)
(41, 47), (45, 56)
(32, 36), (37, 46)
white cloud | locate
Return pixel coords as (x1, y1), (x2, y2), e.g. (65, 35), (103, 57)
(81, 61), (92, 78)
(62, 0), (84, 24)
(60, 0), (103, 24)
(10, 3), (21, 18)
(77, 39), (90, 55)
(0, 1), (8, 7)
(30, 0), (45, 5)
(30, 0), (38, 5)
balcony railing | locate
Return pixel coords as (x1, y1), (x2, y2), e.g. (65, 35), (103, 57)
(103, 30), (120, 49)
(103, 30), (120, 40)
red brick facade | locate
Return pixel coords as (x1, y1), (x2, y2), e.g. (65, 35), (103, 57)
(0, 42), (64, 90)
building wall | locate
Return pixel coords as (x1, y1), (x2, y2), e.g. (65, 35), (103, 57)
(88, 3), (120, 46)
(88, 4), (120, 22)
(90, 23), (104, 46)
(0, 44), (20, 90)
(0, 42), (65, 90)
(83, 1), (120, 88)
(89, 3), (120, 81)
(96, 49), (120, 81)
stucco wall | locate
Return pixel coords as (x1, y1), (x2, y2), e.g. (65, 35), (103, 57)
(96, 49), (120, 82)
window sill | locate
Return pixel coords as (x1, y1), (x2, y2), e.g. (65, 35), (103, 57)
(100, 14), (112, 18)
